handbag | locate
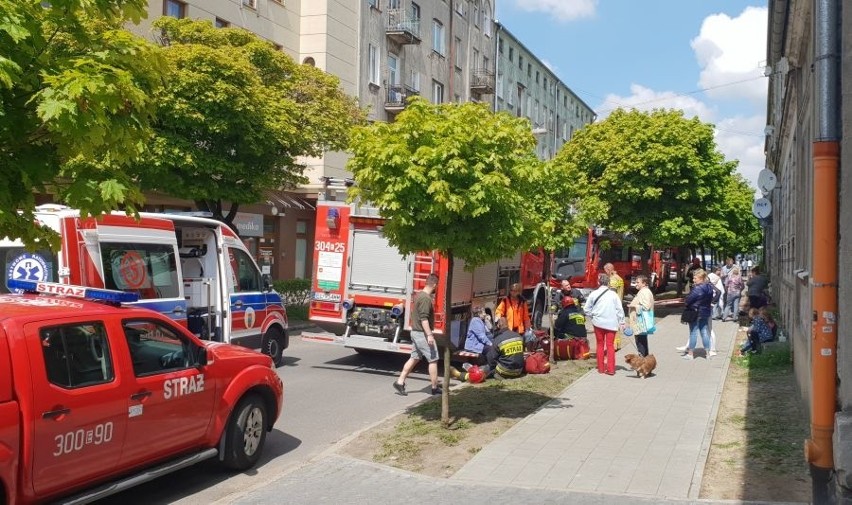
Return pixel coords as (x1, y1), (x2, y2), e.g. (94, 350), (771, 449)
(637, 308), (656, 334)
(680, 307), (698, 324)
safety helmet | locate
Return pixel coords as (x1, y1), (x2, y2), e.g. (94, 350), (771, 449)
(561, 296), (575, 308)
(467, 365), (486, 384)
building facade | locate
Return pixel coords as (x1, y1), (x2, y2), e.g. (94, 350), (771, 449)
(494, 22), (595, 160)
(764, 0), (851, 501)
(129, 0), (594, 281)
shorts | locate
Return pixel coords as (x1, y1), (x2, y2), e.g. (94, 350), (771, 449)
(410, 330), (439, 363)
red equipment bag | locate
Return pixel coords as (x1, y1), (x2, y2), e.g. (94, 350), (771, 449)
(525, 351), (551, 374)
(568, 338), (591, 360)
(553, 339), (572, 360)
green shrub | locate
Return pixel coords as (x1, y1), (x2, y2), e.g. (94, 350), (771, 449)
(272, 278), (312, 306)
(286, 304), (309, 321)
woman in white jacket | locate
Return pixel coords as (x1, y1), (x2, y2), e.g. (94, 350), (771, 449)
(584, 273), (626, 376)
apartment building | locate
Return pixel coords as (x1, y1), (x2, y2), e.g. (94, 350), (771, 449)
(763, 1), (852, 501)
(494, 22), (595, 160)
(125, 1), (591, 280)
(358, 0), (495, 124)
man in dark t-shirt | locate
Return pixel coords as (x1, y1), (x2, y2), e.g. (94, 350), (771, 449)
(393, 273), (441, 396)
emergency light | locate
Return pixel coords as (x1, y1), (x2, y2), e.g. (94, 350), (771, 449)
(7, 279), (140, 304)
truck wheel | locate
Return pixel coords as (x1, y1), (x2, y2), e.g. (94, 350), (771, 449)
(532, 299), (544, 329)
(262, 327), (285, 367)
(222, 394), (268, 471)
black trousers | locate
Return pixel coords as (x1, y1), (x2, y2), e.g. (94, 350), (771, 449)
(635, 334), (649, 357)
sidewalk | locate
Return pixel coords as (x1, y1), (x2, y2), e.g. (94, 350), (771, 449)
(452, 311), (738, 499)
(224, 312), (806, 504)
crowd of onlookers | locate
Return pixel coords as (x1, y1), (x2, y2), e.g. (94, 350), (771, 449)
(393, 255), (777, 394)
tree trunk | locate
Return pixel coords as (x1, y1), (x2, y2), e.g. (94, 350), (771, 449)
(441, 252), (453, 427)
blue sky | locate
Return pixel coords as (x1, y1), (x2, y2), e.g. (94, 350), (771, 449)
(497, 0), (768, 188)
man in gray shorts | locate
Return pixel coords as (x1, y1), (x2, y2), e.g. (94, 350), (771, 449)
(393, 273), (441, 396)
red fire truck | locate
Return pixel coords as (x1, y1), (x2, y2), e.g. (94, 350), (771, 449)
(549, 230), (670, 294)
(304, 200), (551, 354)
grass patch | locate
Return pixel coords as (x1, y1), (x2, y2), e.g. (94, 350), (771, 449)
(730, 343), (807, 472)
(371, 359), (595, 468)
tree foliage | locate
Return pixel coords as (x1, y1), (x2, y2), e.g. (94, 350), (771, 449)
(552, 108), (754, 253)
(0, 0), (165, 248)
(348, 98), (543, 266)
(348, 98), (543, 424)
(133, 18), (364, 224)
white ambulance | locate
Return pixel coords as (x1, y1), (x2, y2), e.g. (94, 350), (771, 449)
(0, 205), (289, 364)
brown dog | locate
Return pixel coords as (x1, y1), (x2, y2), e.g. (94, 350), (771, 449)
(624, 353), (657, 378)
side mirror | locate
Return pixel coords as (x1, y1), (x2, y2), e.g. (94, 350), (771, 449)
(262, 273), (272, 291)
(196, 346), (208, 368)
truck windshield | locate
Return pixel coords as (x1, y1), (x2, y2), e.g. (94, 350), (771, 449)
(0, 247), (58, 293)
(553, 236), (588, 261)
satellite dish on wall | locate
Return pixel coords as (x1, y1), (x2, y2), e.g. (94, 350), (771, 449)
(752, 198), (772, 219)
(757, 169), (778, 194)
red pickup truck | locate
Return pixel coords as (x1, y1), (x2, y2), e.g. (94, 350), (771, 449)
(0, 280), (284, 504)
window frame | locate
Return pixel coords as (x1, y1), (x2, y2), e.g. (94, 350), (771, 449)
(163, 0), (186, 18)
(41, 322), (114, 389)
(432, 19), (445, 56)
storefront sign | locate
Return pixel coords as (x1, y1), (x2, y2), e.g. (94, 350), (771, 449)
(233, 213), (263, 237)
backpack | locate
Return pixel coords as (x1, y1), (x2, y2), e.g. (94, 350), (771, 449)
(711, 284), (722, 304)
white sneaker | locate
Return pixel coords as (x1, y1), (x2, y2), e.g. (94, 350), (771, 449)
(709, 350), (718, 357)
(682, 353), (694, 360)
(675, 345), (687, 352)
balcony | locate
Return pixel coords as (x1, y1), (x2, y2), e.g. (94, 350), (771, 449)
(386, 9), (420, 45)
(384, 85), (418, 112)
(470, 68), (495, 94)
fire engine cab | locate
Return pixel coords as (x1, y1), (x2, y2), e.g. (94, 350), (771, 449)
(303, 200), (550, 354)
(0, 205), (289, 365)
(0, 280), (283, 505)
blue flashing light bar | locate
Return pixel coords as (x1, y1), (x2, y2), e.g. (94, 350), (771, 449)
(7, 279), (140, 304)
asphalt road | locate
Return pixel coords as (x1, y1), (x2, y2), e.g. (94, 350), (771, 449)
(94, 329), (431, 505)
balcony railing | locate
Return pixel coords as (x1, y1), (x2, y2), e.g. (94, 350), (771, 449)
(470, 68), (495, 94)
(386, 9), (420, 45)
(385, 84), (418, 112)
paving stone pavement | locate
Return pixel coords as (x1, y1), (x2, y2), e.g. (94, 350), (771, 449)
(453, 311), (739, 499)
(219, 309), (807, 505)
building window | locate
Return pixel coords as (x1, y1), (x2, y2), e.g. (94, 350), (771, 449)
(508, 46), (513, 62)
(535, 71), (539, 84)
(407, 69), (421, 91)
(164, 0), (186, 18)
(388, 0), (400, 8)
(388, 53), (399, 86)
(215, 17), (229, 28)
(455, 0), (466, 16)
(368, 44), (379, 85)
(455, 37), (463, 69)
(527, 63), (531, 77)
(432, 20), (445, 55)
(410, 2), (420, 22)
(483, 1), (492, 36)
(432, 80), (444, 103)
(483, 55), (489, 72)
(242, 0), (257, 9)
(303, 56), (316, 66)
(368, 0), (378, 8)
(473, 0), (480, 26)
(518, 55), (523, 70)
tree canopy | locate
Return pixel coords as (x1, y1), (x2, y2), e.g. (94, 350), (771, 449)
(132, 18), (365, 223)
(552, 108), (758, 253)
(347, 98), (545, 424)
(0, 0), (165, 248)
(348, 98), (543, 267)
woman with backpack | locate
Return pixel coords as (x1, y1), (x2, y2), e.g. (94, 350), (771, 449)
(681, 269), (714, 360)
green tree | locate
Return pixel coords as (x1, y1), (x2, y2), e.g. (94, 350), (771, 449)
(553, 108), (737, 249)
(0, 0), (165, 248)
(348, 98), (542, 425)
(133, 18), (364, 226)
